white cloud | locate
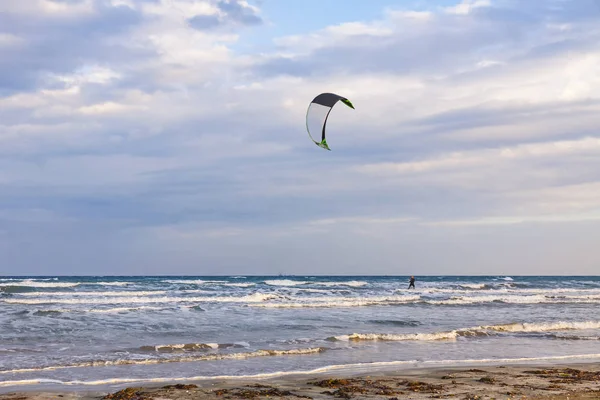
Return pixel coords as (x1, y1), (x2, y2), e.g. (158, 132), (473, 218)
(359, 137), (600, 176)
(445, 0), (491, 15)
(78, 101), (144, 115)
(0, 0), (95, 16)
(425, 210), (600, 227)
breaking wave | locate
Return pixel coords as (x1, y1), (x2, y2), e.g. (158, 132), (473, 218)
(0, 347), (326, 375)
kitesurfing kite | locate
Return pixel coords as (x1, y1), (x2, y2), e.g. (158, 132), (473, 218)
(305, 92), (354, 151)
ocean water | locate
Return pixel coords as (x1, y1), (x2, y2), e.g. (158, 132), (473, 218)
(1, 275), (600, 392)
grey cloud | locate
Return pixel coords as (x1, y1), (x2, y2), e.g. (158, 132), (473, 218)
(187, 0), (262, 31)
(188, 14), (222, 30)
(496, 0), (600, 22)
(406, 99), (600, 142)
(217, 0), (262, 25)
(0, 3), (148, 96)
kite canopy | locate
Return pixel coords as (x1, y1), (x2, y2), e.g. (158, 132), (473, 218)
(305, 92), (354, 151)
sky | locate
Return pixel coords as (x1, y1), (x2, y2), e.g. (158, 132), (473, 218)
(1, 0), (600, 276)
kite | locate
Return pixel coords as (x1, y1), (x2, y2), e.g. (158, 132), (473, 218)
(305, 92), (354, 151)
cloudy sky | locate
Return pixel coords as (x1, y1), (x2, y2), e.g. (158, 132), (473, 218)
(1, 0), (600, 276)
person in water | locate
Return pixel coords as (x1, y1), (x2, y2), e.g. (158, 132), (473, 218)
(408, 276), (415, 289)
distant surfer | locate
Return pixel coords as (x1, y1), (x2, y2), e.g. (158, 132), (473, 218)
(408, 276), (415, 289)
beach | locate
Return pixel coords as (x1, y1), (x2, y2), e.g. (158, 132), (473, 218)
(1, 363), (600, 399)
(1, 276), (600, 396)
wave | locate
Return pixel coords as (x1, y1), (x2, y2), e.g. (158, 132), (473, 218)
(18, 291), (168, 297)
(164, 280), (228, 285)
(295, 288), (337, 293)
(369, 320), (421, 327)
(458, 283), (489, 290)
(223, 283), (256, 287)
(478, 321), (600, 332)
(331, 331), (461, 342)
(138, 341), (250, 353)
(19, 306), (174, 315)
(312, 281), (368, 287)
(250, 295), (421, 309)
(86, 281), (131, 286)
(1, 280), (79, 288)
(551, 335), (600, 341)
(263, 280), (368, 288)
(0, 347), (326, 375)
(426, 294), (600, 305)
(2, 293), (281, 305)
(263, 280), (309, 286)
(329, 320), (600, 343)
(8, 291), (600, 308)
(414, 287), (600, 295)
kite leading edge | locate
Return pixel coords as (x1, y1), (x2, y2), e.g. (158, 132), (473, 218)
(305, 92), (354, 151)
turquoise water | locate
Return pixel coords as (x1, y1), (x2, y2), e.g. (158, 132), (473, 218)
(1, 275), (600, 392)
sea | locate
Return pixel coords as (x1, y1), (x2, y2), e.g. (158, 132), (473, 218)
(1, 275), (600, 393)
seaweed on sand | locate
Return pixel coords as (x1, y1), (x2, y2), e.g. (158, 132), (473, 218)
(214, 385), (312, 399)
(397, 379), (445, 394)
(162, 384), (198, 390)
(103, 387), (150, 400)
(309, 378), (403, 398)
(523, 368), (600, 384)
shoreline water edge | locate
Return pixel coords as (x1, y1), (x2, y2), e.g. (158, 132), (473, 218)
(1, 363), (600, 399)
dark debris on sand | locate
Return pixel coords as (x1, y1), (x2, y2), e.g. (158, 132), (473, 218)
(161, 384), (198, 390)
(102, 387), (150, 400)
(308, 377), (448, 398)
(477, 376), (496, 384)
(214, 384), (312, 399)
(103, 384), (199, 400)
(524, 368), (600, 384)
(398, 380), (445, 394)
(309, 377), (412, 398)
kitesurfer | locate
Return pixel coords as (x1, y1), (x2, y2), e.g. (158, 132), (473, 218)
(408, 276), (415, 289)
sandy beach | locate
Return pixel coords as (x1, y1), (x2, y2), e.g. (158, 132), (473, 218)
(2, 363), (599, 400)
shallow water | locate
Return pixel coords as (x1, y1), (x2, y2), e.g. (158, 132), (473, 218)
(1, 275), (599, 392)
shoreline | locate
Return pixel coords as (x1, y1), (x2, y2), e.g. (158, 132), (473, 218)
(1, 361), (599, 399)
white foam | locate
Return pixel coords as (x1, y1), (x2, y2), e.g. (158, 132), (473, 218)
(19, 291), (167, 297)
(426, 294), (600, 305)
(334, 331), (458, 342)
(478, 321), (600, 333)
(0, 347), (326, 375)
(224, 283), (256, 287)
(250, 295), (421, 309)
(3, 293), (281, 305)
(87, 306), (164, 314)
(312, 281), (369, 287)
(330, 320), (600, 344)
(459, 283), (487, 289)
(3, 280), (79, 288)
(89, 282), (130, 286)
(295, 288), (337, 293)
(263, 280), (309, 286)
(164, 280), (227, 285)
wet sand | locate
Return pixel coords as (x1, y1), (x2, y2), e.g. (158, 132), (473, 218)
(1, 363), (599, 399)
